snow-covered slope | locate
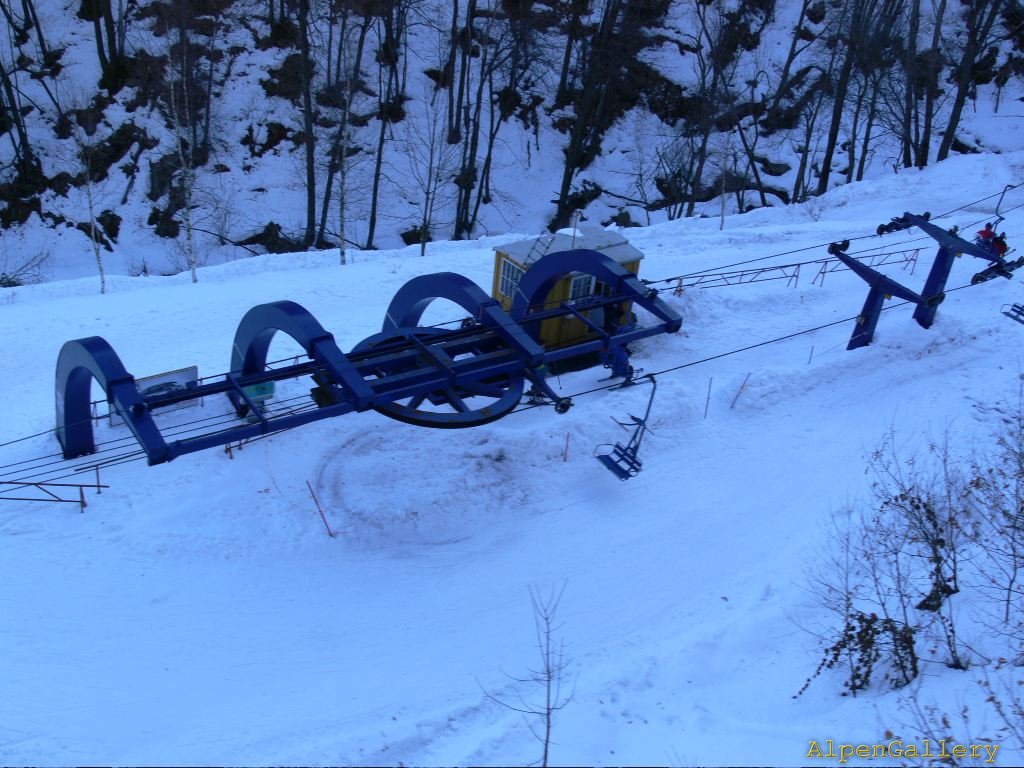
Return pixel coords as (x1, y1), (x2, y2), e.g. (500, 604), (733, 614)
(1, 151), (1023, 765)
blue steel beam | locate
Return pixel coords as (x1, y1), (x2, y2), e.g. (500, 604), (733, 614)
(899, 213), (1003, 264)
(834, 250), (925, 350)
(863, 212), (1015, 341)
(899, 212), (1006, 325)
(383, 272), (544, 367)
(913, 246), (955, 329)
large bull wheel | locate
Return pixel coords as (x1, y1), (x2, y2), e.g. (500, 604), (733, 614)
(351, 328), (525, 428)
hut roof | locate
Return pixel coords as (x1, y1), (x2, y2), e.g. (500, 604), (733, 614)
(496, 228), (644, 268)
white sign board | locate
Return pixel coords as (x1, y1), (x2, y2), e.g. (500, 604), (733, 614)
(110, 365), (200, 426)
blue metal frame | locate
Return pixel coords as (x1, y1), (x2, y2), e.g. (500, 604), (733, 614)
(510, 248), (682, 334)
(55, 336), (169, 463)
(229, 300), (374, 416)
(834, 250), (925, 350)
(839, 211), (1015, 350)
(382, 271), (545, 367)
(53, 250), (683, 464)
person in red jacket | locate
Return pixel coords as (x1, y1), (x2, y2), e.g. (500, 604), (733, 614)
(977, 222), (996, 247)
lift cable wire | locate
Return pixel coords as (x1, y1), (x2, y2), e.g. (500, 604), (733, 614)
(0, 396), (328, 489)
(1, 392), (317, 477)
(0, 352), (319, 457)
(642, 183), (1024, 286)
(5, 406), (324, 489)
(508, 282), (977, 416)
(0, 390), (317, 483)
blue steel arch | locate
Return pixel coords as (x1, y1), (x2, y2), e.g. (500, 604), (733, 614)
(382, 271), (544, 366)
(55, 336), (168, 462)
(229, 300), (373, 413)
(510, 249), (682, 332)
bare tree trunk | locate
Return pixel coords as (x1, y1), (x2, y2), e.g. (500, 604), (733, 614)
(442, 0), (459, 140)
(364, 1), (407, 249)
(449, 0), (476, 145)
(167, 22), (198, 282)
(766, 0), (817, 124)
(318, 12), (369, 248)
(845, 77), (867, 184)
(936, 0), (1003, 162)
(298, 0), (317, 248)
(736, 122), (768, 207)
(453, 41), (489, 239)
(0, 57), (36, 177)
(552, 0), (623, 229)
(901, 0), (919, 168)
(856, 81), (880, 180)
(917, 0), (946, 167)
(816, 44), (855, 196)
(555, 0), (587, 107)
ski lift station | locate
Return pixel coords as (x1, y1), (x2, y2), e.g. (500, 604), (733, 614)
(492, 229), (644, 353)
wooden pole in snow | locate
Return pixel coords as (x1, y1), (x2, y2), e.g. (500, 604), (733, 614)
(730, 373), (752, 410)
(306, 481), (336, 539)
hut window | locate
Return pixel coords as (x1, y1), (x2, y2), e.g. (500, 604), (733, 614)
(499, 258), (526, 298)
(569, 274), (595, 301)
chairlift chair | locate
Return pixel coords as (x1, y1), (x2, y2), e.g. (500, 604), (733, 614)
(1002, 303), (1024, 325)
(593, 376), (657, 481)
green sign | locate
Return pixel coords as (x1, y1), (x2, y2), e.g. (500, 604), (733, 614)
(243, 381), (276, 401)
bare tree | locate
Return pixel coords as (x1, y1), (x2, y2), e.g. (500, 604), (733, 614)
(551, 0), (624, 229)
(816, 0), (906, 196)
(297, 0), (317, 247)
(800, 429), (985, 699)
(911, 0), (946, 168)
(970, 389), (1024, 638)
(403, 97), (458, 256)
(485, 584), (574, 768)
(0, 28), (41, 190)
(651, 0), (771, 219)
(78, 0), (131, 92)
(936, 0), (1009, 162)
(364, 0), (411, 249)
(67, 120), (113, 293)
(0, 230), (48, 285)
(316, 1), (372, 262)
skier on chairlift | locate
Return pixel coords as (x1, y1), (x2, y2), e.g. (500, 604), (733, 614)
(993, 232), (1009, 258)
(976, 222), (996, 249)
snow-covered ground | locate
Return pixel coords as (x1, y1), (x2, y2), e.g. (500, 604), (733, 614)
(2, 150), (1024, 766)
